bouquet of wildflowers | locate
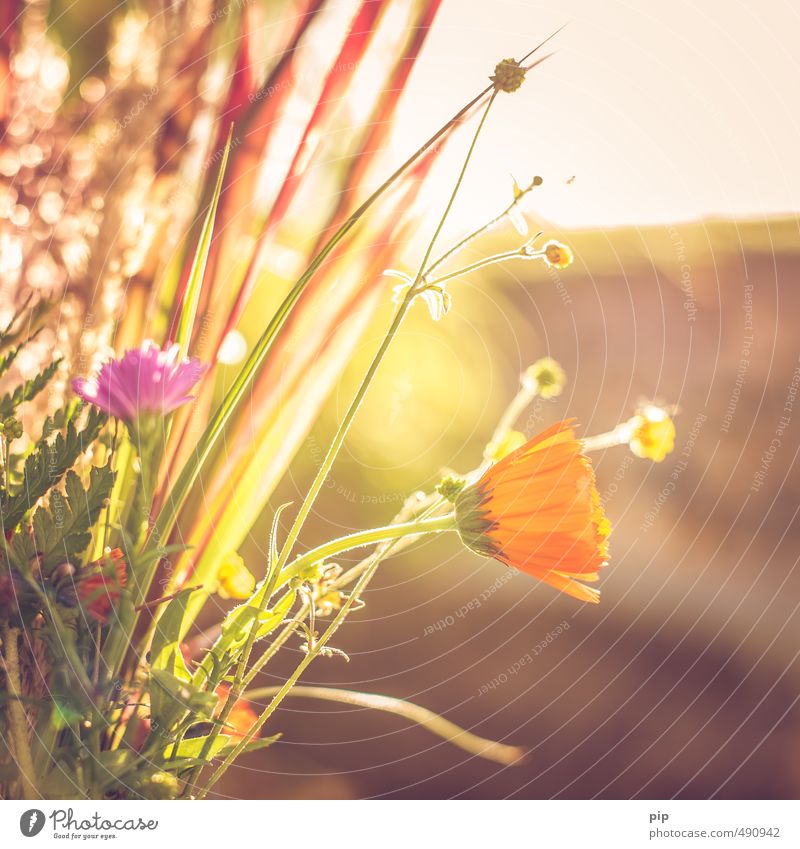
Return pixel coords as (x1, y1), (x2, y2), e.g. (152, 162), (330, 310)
(0, 0), (676, 800)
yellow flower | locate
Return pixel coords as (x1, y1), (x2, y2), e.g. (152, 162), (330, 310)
(215, 552), (255, 600)
(543, 240), (573, 270)
(524, 357), (566, 399)
(629, 405), (676, 462)
(315, 590), (344, 617)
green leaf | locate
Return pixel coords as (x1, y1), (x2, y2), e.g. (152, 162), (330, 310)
(150, 588), (195, 681)
(192, 589), (296, 687)
(0, 357), (60, 419)
(0, 343), (21, 379)
(148, 588), (198, 729)
(41, 399), (82, 440)
(163, 732), (279, 761)
(1, 406), (106, 532)
(149, 669), (218, 735)
(11, 464), (115, 573)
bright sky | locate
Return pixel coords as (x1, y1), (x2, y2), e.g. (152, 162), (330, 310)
(392, 0), (800, 229)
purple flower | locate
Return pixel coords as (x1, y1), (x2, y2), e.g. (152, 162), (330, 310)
(73, 341), (206, 422)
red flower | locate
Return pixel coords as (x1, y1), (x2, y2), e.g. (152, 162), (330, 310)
(215, 685), (258, 741)
(77, 548), (126, 623)
(455, 420), (610, 603)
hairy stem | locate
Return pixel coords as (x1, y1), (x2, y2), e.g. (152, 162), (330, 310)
(197, 553), (383, 798)
(427, 247), (544, 288)
(1, 626), (38, 800)
(187, 512), (454, 778)
(243, 685), (525, 766)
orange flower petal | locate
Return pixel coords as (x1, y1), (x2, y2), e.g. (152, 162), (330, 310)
(455, 420), (610, 602)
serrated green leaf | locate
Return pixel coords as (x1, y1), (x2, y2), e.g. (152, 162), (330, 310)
(0, 357), (60, 419)
(0, 343), (21, 379)
(1, 406), (106, 532)
(10, 463), (115, 572)
(192, 589), (296, 687)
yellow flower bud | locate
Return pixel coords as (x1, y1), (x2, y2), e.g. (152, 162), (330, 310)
(543, 240), (574, 270)
(629, 406), (676, 462)
(486, 429), (526, 462)
(215, 552), (255, 600)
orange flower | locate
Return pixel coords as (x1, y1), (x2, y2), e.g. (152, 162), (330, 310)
(77, 548), (126, 623)
(454, 420), (610, 603)
(215, 685), (258, 741)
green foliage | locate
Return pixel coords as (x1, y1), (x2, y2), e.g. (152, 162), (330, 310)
(147, 588), (230, 736)
(10, 464), (115, 574)
(150, 588), (194, 679)
(175, 128), (232, 357)
(1, 406), (107, 532)
(0, 358), (61, 420)
(41, 399), (82, 440)
(0, 343), (22, 379)
(149, 670), (218, 739)
(163, 731), (279, 761)
(192, 589), (296, 688)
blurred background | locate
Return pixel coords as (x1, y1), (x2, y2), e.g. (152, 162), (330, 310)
(222, 216), (800, 800)
(216, 0), (800, 799)
(8, 0), (800, 798)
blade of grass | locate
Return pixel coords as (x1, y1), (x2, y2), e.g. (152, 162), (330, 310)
(147, 82), (494, 561)
(172, 126), (234, 356)
(213, 0), (390, 356)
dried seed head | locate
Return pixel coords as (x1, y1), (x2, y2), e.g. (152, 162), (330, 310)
(491, 58), (526, 93)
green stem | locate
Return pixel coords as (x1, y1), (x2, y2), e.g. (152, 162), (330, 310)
(1, 626), (39, 799)
(424, 179), (539, 278)
(197, 555), (381, 798)
(239, 605), (306, 690)
(194, 98), (498, 796)
(482, 376), (545, 469)
(427, 247), (543, 288)
(240, 500), (449, 692)
(582, 423), (632, 453)
(243, 685), (525, 766)
(189, 513), (455, 692)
